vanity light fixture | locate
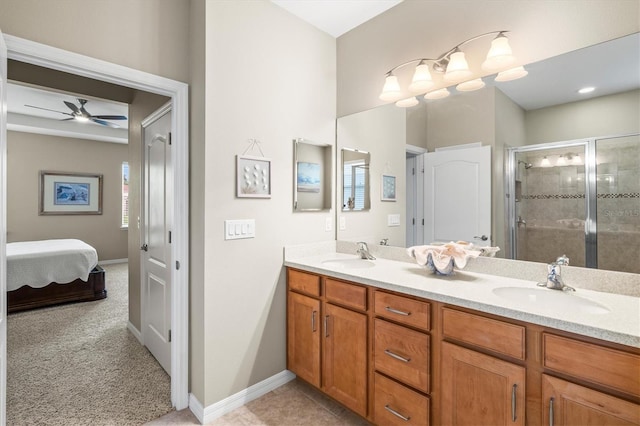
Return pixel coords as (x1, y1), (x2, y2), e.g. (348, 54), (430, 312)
(572, 154), (582, 165)
(540, 156), (551, 167)
(395, 96), (420, 107)
(379, 31), (525, 104)
(556, 155), (566, 166)
(424, 88), (450, 100)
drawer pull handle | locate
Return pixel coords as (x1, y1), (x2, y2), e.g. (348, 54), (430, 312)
(385, 306), (411, 316)
(511, 383), (517, 422)
(385, 405), (411, 421)
(311, 311), (317, 332)
(384, 349), (411, 363)
(549, 397), (554, 426)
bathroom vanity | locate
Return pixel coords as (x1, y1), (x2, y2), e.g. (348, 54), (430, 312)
(284, 248), (640, 426)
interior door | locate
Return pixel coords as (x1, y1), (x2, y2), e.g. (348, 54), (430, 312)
(0, 28), (8, 426)
(141, 104), (172, 375)
(424, 145), (491, 245)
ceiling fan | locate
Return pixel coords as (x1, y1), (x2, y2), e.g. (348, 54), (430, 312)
(25, 98), (127, 128)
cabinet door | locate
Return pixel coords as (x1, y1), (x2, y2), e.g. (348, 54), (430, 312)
(323, 303), (368, 417)
(441, 342), (525, 425)
(287, 291), (321, 387)
(542, 375), (640, 426)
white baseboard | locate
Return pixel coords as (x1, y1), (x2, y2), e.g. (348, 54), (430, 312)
(189, 370), (296, 424)
(98, 258), (128, 265)
(127, 321), (143, 344)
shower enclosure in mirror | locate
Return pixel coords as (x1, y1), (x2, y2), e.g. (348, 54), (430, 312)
(507, 134), (640, 273)
(293, 138), (332, 211)
(341, 148), (371, 211)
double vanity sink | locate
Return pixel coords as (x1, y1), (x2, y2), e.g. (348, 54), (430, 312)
(289, 250), (639, 347)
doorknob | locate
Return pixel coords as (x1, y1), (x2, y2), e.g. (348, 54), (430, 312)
(141, 243), (148, 251)
(473, 235), (489, 241)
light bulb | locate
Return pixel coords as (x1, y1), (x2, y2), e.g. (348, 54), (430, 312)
(443, 51), (473, 82)
(424, 88), (450, 100)
(556, 155), (566, 166)
(572, 154), (582, 165)
(482, 33), (516, 72)
(408, 62), (435, 93)
(75, 116), (89, 122)
(456, 78), (485, 92)
(541, 156), (551, 167)
(395, 97), (419, 108)
(379, 74), (402, 102)
(495, 66), (528, 82)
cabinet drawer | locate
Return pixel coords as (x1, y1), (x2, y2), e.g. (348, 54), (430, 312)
(325, 278), (367, 311)
(374, 319), (430, 393)
(374, 290), (430, 331)
(442, 307), (525, 360)
(543, 333), (640, 396)
(374, 373), (429, 426)
(288, 269), (320, 297)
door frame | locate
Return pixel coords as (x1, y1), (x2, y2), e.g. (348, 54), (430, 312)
(405, 144), (426, 247)
(2, 35), (190, 410)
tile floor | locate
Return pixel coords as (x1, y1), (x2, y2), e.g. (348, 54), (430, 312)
(145, 379), (372, 425)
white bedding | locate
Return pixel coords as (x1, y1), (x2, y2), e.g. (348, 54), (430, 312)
(6, 239), (99, 291)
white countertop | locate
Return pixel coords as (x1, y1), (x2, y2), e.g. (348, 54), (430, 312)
(285, 252), (640, 348)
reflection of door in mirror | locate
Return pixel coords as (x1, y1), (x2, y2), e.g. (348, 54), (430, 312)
(341, 148), (370, 211)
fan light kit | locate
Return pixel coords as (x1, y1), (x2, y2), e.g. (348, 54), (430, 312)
(25, 98), (127, 128)
(379, 31), (527, 107)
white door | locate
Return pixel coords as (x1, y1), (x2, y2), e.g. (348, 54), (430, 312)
(424, 145), (491, 246)
(0, 28), (8, 426)
(141, 104), (172, 374)
(406, 155), (417, 246)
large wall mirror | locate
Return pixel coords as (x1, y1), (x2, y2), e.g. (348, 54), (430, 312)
(293, 138), (333, 211)
(336, 32), (640, 273)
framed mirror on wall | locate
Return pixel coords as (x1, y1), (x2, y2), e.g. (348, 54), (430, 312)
(293, 138), (333, 211)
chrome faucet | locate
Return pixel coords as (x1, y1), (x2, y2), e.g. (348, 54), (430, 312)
(356, 241), (376, 260)
(538, 255), (575, 291)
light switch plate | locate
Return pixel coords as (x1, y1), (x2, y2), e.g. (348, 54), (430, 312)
(388, 214), (400, 227)
(225, 219), (255, 240)
(339, 216), (346, 230)
(325, 217), (332, 232)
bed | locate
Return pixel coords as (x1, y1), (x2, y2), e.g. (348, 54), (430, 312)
(7, 239), (106, 313)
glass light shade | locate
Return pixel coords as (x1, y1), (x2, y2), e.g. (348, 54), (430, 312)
(75, 116), (89, 122)
(443, 51), (473, 82)
(408, 63), (435, 92)
(456, 78), (485, 92)
(556, 155), (566, 166)
(495, 66), (528, 82)
(424, 88), (450, 100)
(541, 156), (551, 167)
(482, 34), (516, 72)
(395, 97), (419, 108)
(572, 154), (582, 165)
(379, 74), (402, 101)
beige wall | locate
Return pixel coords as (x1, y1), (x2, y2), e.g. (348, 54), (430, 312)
(336, 0), (639, 116)
(337, 103), (407, 246)
(202, 0), (335, 405)
(525, 89), (640, 144)
(7, 131), (128, 260)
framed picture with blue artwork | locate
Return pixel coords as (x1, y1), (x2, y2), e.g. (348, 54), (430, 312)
(39, 171), (103, 215)
(381, 174), (396, 201)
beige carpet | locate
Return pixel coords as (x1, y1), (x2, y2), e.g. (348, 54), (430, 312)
(7, 262), (173, 425)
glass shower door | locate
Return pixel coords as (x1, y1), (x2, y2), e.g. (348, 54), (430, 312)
(595, 135), (640, 274)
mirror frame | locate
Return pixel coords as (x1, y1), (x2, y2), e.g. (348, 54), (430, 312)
(293, 138), (333, 212)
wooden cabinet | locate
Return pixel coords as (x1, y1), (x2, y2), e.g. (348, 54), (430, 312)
(287, 291), (320, 387)
(323, 303), (368, 416)
(441, 341), (526, 425)
(286, 267), (640, 426)
(542, 375), (640, 426)
(287, 269), (368, 417)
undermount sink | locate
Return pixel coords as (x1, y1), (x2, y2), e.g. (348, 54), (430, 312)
(492, 286), (611, 315)
(321, 258), (376, 269)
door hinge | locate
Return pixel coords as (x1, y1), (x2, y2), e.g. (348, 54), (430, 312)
(168, 329), (172, 343)
(412, 167), (415, 175)
(422, 219), (425, 225)
(168, 132), (172, 145)
(176, 260), (180, 270)
(169, 231), (172, 243)
(412, 218), (415, 225)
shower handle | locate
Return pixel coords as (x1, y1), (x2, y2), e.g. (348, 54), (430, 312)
(473, 235), (489, 241)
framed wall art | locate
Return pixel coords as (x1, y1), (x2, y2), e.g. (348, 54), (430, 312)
(237, 155), (271, 198)
(39, 171), (103, 215)
(381, 174), (397, 201)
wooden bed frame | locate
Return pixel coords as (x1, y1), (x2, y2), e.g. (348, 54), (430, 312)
(7, 266), (107, 313)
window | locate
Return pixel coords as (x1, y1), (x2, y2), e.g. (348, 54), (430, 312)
(343, 160), (367, 210)
(122, 162), (129, 228)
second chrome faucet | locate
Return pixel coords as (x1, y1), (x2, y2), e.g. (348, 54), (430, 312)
(356, 242), (376, 260)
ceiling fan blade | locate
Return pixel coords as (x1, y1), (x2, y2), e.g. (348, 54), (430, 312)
(25, 104), (74, 116)
(64, 101), (81, 114)
(92, 115), (127, 120)
(91, 118), (120, 128)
